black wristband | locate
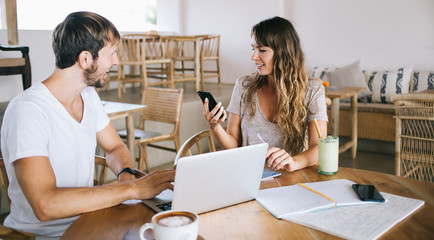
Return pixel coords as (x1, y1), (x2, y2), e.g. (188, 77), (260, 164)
(117, 167), (137, 179)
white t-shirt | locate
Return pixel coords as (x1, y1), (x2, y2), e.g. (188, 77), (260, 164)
(226, 76), (328, 154)
(0, 82), (110, 237)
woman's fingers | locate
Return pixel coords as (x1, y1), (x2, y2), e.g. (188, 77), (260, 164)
(267, 148), (291, 170)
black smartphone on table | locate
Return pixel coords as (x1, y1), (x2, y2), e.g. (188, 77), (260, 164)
(352, 184), (385, 202)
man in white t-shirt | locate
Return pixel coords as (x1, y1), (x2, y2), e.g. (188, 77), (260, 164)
(0, 12), (175, 239)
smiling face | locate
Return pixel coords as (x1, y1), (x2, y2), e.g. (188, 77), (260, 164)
(251, 37), (274, 76)
(84, 43), (119, 88)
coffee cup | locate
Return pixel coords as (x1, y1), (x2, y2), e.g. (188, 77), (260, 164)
(139, 210), (199, 240)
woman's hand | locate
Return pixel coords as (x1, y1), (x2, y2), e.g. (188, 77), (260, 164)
(266, 147), (297, 172)
(202, 98), (227, 129)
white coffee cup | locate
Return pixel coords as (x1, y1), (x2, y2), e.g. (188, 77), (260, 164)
(139, 210), (199, 240)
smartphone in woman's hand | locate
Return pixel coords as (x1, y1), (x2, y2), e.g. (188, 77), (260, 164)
(197, 91), (218, 112)
(197, 91), (225, 119)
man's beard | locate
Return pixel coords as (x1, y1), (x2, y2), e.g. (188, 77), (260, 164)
(84, 62), (106, 88)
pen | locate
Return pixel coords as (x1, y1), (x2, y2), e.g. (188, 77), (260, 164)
(297, 183), (336, 204)
(256, 131), (271, 167)
(256, 131), (265, 143)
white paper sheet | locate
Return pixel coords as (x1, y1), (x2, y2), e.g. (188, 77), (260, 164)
(283, 192), (425, 240)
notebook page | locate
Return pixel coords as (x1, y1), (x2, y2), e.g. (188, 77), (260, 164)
(256, 184), (335, 218)
(284, 192), (425, 240)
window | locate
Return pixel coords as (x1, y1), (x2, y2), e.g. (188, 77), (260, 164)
(1, 0), (157, 31)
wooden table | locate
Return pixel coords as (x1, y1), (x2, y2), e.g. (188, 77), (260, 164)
(325, 87), (366, 159)
(102, 101), (146, 161)
(61, 166), (434, 240)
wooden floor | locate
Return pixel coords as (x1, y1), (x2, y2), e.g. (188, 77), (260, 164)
(0, 81), (395, 175)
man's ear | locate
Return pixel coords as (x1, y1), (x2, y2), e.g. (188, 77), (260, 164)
(78, 51), (93, 68)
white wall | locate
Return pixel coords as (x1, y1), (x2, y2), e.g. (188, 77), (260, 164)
(1, 0), (433, 102)
(292, 0), (434, 72)
(179, 0), (283, 88)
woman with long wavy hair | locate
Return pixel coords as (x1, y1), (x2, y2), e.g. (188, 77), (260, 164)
(203, 16), (328, 172)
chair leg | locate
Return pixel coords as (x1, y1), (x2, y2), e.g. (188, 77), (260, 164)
(200, 59), (205, 91)
(117, 67), (122, 99)
(117, 82), (122, 99)
(216, 58), (221, 88)
(139, 144), (151, 173)
(142, 63), (148, 91)
(168, 62), (175, 89)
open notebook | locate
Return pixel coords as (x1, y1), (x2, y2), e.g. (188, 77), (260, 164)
(256, 179), (377, 218)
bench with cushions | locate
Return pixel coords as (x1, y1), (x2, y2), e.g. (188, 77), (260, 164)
(311, 60), (433, 142)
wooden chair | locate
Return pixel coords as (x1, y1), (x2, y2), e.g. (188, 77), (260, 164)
(170, 36), (201, 91)
(117, 87), (184, 172)
(94, 155), (109, 186)
(0, 45), (32, 90)
(392, 93), (434, 183)
(174, 129), (217, 167)
(117, 34), (175, 99)
(104, 67), (118, 92)
(199, 34), (221, 90)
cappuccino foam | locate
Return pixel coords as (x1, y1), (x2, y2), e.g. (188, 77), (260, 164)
(157, 215), (193, 227)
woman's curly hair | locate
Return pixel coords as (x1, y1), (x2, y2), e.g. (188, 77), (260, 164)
(243, 16), (308, 155)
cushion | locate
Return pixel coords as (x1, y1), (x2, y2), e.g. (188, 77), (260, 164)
(311, 66), (337, 83)
(364, 66), (413, 103)
(328, 60), (372, 99)
(410, 71), (434, 93)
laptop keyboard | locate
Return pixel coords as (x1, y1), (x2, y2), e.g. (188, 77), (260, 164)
(156, 202), (172, 211)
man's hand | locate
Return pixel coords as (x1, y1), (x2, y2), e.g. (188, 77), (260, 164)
(133, 169), (175, 199)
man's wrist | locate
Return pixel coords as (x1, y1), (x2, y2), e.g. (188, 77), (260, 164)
(117, 167), (137, 179)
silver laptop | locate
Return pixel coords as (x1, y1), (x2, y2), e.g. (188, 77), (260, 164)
(142, 143), (268, 214)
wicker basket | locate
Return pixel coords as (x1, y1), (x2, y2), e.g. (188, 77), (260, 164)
(392, 93), (434, 183)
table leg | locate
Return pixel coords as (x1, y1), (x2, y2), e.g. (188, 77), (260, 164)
(125, 113), (135, 162)
(330, 98), (340, 137)
(350, 94), (358, 159)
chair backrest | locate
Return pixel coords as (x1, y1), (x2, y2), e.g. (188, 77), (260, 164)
(171, 36), (200, 62)
(174, 129), (217, 166)
(0, 45), (32, 90)
(118, 34), (174, 63)
(139, 87), (184, 127)
(200, 34), (220, 60)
